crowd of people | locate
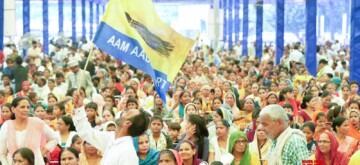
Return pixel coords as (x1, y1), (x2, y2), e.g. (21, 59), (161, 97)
(0, 38), (359, 165)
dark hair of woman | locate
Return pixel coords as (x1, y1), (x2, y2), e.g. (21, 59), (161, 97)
(279, 87), (293, 102)
(215, 108), (223, 119)
(302, 121), (316, 133)
(13, 147), (35, 165)
(300, 95), (314, 109)
(187, 114), (209, 159)
(60, 115), (76, 132)
(332, 116), (347, 133)
(59, 147), (79, 165)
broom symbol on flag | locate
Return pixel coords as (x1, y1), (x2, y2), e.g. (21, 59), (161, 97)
(125, 12), (174, 58)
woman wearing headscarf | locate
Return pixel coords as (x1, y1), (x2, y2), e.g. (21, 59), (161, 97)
(172, 77), (187, 94)
(180, 103), (199, 134)
(15, 81), (32, 97)
(224, 92), (242, 122)
(179, 140), (206, 165)
(95, 68), (109, 89)
(249, 124), (272, 165)
(311, 132), (349, 165)
(129, 78), (147, 102)
(235, 98), (255, 131)
(173, 91), (192, 122)
(207, 106), (237, 139)
(133, 133), (159, 165)
(151, 93), (173, 120)
(158, 149), (183, 165)
(228, 131), (260, 165)
(208, 119), (232, 163)
(332, 117), (359, 157)
(78, 141), (102, 165)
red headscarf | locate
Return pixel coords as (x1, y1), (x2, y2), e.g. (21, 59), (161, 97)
(347, 111), (360, 141)
(181, 140), (203, 165)
(167, 149), (183, 165)
(16, 81), (32, 97)
(315, 132), (349, 165)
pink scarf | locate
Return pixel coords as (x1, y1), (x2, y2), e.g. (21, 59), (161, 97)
(7, 117), (44, 156)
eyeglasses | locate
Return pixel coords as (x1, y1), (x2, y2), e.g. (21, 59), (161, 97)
(235, 140), (247, 144)
(317, 140), (331, 144)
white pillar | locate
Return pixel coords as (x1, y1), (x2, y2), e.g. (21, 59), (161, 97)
(342, 13), (347, 40)
(320, 15), (325, 38)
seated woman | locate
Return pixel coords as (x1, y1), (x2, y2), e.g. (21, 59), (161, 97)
(102, 121), (117, 132)
(158, 149), (183, 165)
(0, 103), (13, 128)
(235, 98), (256, 131)
(79, 141), (102, 165)
(59, 147), (79, 165)
(12, 147), (35, 165)
(132, 133), (159, 165)
(311, 132), (349, 165)
(249, 124), (272, 165)
(57, 115), (77, 147)
(180, 103), (199, 134)
(208, 104), (238, 139)
(208, 120), (232, 163)
(71, 135), (83, 154)
(228, 131), (260, 165)
(175, 114), (209, 161)
(179, 140), (207, 165)
(332, 117), (359, 157)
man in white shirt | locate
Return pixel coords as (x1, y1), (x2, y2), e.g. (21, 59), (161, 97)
(67, 47), (82, 62)
(72, 92), (150, 165)
(27, 40), (42, 66)
(288, 44), (304, 64)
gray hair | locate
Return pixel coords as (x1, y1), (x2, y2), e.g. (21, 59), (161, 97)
(259, 104), (289, 126)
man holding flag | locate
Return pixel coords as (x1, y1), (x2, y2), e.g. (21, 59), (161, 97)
(72, 0), (197, 164)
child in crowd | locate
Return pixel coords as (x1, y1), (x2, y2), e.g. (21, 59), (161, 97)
(301, 121), (316, 155)
(85, 102), (99, 128)
(283, 103), (294, 115)
(168, 122), (181, 149)
(149, 115), (173, 151)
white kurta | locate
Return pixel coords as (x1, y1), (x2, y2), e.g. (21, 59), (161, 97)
(73, 107), (139, 165)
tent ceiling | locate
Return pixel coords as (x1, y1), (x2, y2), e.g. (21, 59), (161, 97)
(17, 0), (338, 5)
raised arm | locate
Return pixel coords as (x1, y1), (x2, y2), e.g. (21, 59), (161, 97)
(72, 91), (114, 153)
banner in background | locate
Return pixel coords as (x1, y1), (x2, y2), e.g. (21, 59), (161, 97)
(223, 0), (227, 42)
(242, 0), (249, 56)
(234, 0), (240, 43)
(23, 0), (30, 56)
(276, 0), (284, 65)
(96, 3), (100, 30)
(350, 0), (360, 86)
(81, 0), (86, 41)
(71, 0), (76, 43)
(0, 0), (3, 50)
(59, 0), (63, 33)
(90, 1), (93, 39)
(93, 0), (196, 103)
(43, 0), (48, 55)
(306, 0), (317, 76)
(228, 0), (233, 49)
(255, 0), (263, 59)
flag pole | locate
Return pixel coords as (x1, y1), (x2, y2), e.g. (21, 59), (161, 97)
(77, 43), (95, 93)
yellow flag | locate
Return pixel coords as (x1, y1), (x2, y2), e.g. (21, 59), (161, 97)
(93, 0), (197, 102)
